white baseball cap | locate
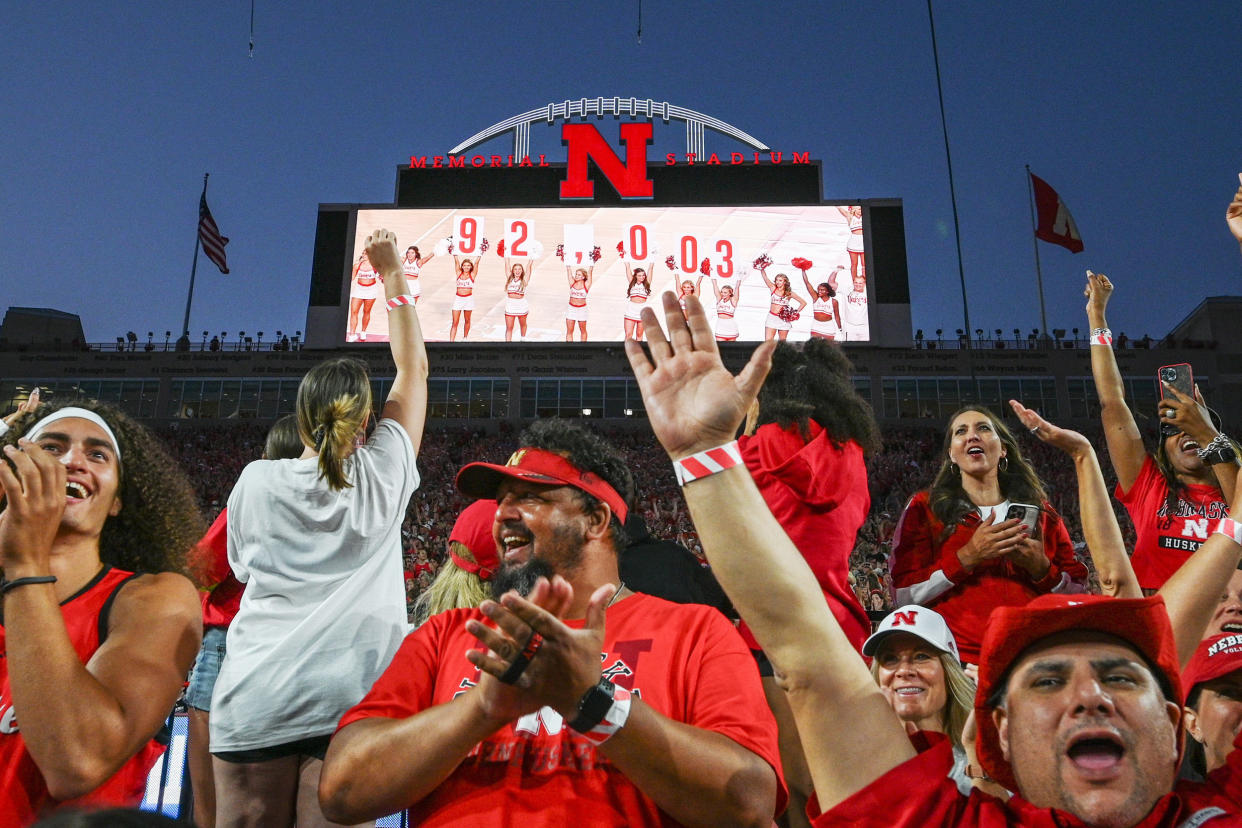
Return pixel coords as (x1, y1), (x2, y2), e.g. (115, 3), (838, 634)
(862, 604), (960, 662)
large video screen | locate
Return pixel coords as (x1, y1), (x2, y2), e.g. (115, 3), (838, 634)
(343, 205), (870, 343)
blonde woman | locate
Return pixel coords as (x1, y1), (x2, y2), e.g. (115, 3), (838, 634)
(565, 265), (594, 341)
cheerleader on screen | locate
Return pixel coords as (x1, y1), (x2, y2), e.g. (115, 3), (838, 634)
(802, 265), (842, 340)
(402, 245), (435, 303)
(676, 275), (705, 318)
(348, 250), (381, 342)
(623, 260), (654, 340)
(565, 265), (594, 342)
(836, 205), (865, 283)
(502, 256), (534, 342)
(758, 262), (807, 342)
(709, 277), (741, 342)
(450, 253), (481, 341)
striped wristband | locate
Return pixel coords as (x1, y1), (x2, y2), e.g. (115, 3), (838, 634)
(1090, 327), (1112, 346)
(385, 294), (417, 311)
(569, 680), (632, 745)
(1217, 518), (1242, 545)
(673, 441), (743, 486)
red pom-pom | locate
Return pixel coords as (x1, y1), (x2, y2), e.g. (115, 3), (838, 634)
(617, 241), (625, 254)
(590, 246), (602, 263)
(778, 306), (801, 323)
(753, 253), (772, 270)
(479, 237), (490, 253)
(447, 240), (455, 255)
(700, 258), (711, 275)
(556, 244), (565, 260)
(496, 240), (505, 257)
(791, 256), (813, 271)
(665, 255), (676, 271)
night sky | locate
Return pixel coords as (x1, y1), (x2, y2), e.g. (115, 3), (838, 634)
(3, 2), (1238, 343)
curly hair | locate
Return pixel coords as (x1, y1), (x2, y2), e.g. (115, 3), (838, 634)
(755, 338), (882, 456)
(927, 406), (1048, 529)
(518, 419), (634, 550)
(1, 400), (204, 579)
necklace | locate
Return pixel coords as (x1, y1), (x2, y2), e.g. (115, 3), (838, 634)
(607, 581), (626, 607)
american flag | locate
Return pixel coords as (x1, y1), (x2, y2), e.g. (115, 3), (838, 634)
(198, 192), (230, 274)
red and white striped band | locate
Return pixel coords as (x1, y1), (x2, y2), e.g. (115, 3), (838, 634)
(673, 440), (743, 486)
(1091, 333), (1112, 346)
(1216, 518), (1242, 546)
(386, 294), (417, 311)
(580, 685), (632, 746)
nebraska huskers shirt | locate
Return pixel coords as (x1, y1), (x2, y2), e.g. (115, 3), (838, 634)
(337, 592), (785, 827)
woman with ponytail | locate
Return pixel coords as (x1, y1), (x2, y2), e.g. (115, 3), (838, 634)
(210, 229), (428, 828)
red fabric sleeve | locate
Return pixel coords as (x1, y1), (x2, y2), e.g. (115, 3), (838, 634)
(1030, 508), (1087, 593)
(890, 493), (967, 588)
(191, 508), (230, 588)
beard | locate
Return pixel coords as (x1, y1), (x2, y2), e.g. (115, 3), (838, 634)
(490, 522), (586, 600)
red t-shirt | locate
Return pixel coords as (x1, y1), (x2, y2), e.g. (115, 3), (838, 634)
(0, 567), (166, 827)
(1116, 455), (1229, 590)
(737, 421), (871, 653)
(190, 508), (244, 629)
(889, 492), (1088, 663)
(337, 592), (786, 826)
(810, 733), (1242, 827)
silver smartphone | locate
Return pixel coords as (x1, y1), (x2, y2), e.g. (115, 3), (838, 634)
(1005, 503), (1041, 537)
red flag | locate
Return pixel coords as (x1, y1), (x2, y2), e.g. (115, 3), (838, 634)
(1030, 173), (1083, 253)
(198, 192), (230, 274)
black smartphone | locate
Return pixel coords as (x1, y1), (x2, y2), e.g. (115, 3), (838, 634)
(1159, 363), (1194, 400)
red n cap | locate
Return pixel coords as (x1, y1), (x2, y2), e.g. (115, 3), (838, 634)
(448, 499), (500, 581)
(455, 447), (629, 523)
(973, 594), (1181, 792)
(1183, 633), (1242, 702)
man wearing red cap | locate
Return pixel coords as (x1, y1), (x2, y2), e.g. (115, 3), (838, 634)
(622, 292), (1242, 827)
(1185, 633), (1242, 780)
(319, 419), (783, 826)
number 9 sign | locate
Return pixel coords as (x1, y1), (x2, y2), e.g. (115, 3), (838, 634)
(453, 215), (484, 256)
(504, 219), (535, 259)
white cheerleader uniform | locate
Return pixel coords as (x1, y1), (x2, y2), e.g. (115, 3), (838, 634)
(624, 283), (651, 322)
(715, 297), (739, 339)
(846, 214), (865, 254)
(402, 260), (421, 298)
(810, 296), (837, 337)
(839, 285), (869, 340)
(766, 293), (792, 332)
(452, 274), (475, 311)
(351, 262), (381, 300)
(504, 276), (529, 317)
(567, 283), (589, 322)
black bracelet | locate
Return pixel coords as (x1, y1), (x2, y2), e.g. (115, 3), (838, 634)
(1, 575), (58, 594)
(568, 678), (618, 734)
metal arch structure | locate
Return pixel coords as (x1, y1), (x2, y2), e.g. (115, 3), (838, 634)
(448, 97), (771, 159)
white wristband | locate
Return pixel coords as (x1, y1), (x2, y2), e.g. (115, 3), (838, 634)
(1216, 518), (1242, 546)
(386, 294), (417, 311)
(673, 441), (743, 486)
(1090, 327), (1113, 346)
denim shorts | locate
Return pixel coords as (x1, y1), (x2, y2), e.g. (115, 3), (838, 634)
(185, 626), (228, 711)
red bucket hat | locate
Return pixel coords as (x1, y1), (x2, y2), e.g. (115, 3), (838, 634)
(974, 594), (1182, 793)
(455, 447), (629, 523)
(448, 499), (500, 581)
(1183, 633), (1242, 702)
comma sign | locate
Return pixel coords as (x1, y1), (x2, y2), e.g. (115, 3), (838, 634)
(560, 123), (655, 201)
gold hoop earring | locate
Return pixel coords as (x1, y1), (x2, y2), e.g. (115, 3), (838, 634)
(999, 457), (1009, 472)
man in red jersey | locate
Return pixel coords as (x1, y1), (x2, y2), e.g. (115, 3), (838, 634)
(0, 402), (202, 826)
(623, 291), (1242, 827)
(320, 419), (782, 827)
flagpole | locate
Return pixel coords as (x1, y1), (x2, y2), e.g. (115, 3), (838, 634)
(1025, 165), (1049, 344)
(181, 174), (208, 340)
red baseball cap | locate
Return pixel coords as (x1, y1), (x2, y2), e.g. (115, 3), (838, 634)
(974, 594), (1182, 792)
(1183, 633), (1242, 702)
(448, 499), (500, 581)
(455, 447), (629, 523)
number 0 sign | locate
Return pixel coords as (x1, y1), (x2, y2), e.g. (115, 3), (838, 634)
(453, 215), (484, 256)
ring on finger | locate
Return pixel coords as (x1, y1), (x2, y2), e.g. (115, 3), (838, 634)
(1163, 409), (1175, 419)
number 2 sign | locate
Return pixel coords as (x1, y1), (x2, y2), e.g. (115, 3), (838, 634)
(504, 219), (535, 258)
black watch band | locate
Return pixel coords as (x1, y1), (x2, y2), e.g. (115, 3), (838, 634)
(1205, 445), (1238, 465)
(568, 678), (616, 734)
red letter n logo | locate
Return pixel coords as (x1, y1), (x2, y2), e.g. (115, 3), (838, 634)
(560, 122), (654, 200)
(891, 610), (919, 627)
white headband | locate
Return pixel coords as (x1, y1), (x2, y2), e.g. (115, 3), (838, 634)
(26, 407), (123, 463)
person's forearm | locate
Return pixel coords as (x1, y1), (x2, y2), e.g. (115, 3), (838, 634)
(1073, 450), (1140, 598)
(1160, 533), (1242, 666)
(382, 261), (429, 380)
(1213, 460), (1239, 505)
(598, 700), (775, 828)
(320, 693), (505, 823)
(5, 586), (141, 798)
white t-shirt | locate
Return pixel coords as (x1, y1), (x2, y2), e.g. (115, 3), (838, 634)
(210, 418), (419, 751)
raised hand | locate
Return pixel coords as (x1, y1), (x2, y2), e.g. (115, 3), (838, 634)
(1157, 382), (1217, 447)
(0, 439), (66, 573)
(1227, 173), (1242, 244)
(624, 293), (774, 459)
(1009, 399), (1092, 459)
(1084, 269), (1113, 326)
(365, 229), (403, 279)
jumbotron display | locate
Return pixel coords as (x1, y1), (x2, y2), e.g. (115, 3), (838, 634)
(341, 204), (870, 344)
